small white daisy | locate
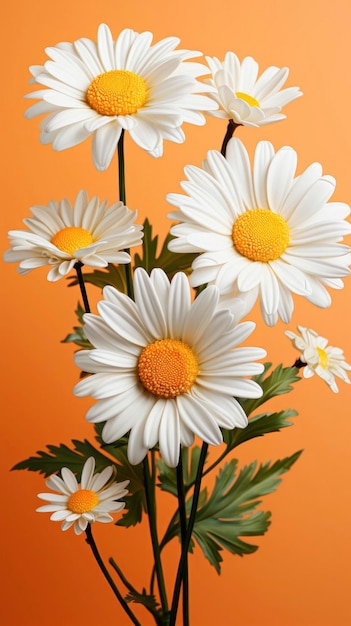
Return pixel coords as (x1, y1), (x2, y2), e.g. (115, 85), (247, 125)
(167, 138), (351, 326)
(285, 326), (351, 393)
(25, 24), (217, 170)
(74, 268), (266, 468)
(3, 190), (143, 281)
(37, 457), (129, 535)
(204, 51), (302, 127)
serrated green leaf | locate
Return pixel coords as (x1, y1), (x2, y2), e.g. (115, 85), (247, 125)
(93, 425), (147, 527)
(190, 451), (302, 572)
(11, 440), (117, 479)
(240, 363), (301, 416)
(223, 408), (297, 451)
(134, 218), (197, 278)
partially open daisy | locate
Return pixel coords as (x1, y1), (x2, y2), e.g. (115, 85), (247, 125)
(203, 52), (302, 127)
(74, 268), (265, 468)
(167, 138), (351, 326)
(285, 326), (351, 393)
(4, 190), (143, 281)
(37, 457), (129, 535)
(25, 24), (217, 170)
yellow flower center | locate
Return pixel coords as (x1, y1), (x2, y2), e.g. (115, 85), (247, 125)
(86, 70), (148, 116)
(138, 339), (199, 398)
(232, 209), (290, 262)
(67, 489), (99, 514)
(51, 227), (94, 255)
(317, 347), (329, 369)
(235, 92), (260, 107)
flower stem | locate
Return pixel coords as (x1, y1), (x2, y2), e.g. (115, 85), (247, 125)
(220, 119), (241, 157)
(85, 525), (141, 626)
(74, 261), (91, 313)
(176, 449), (189, 626)
(117, 130), (134, 300)
(143, 455), (169, 614)
(169, 442), (208, 626)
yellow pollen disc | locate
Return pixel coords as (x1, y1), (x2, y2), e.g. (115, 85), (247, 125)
(232, 209), (290, 262)
(67, 489), (99, 514)
(235, 91), (260, 108)
(317, 347), (329, 369)
(86, 70), (148, 116)
(51, 227), (94, 255)
(138, 339), (199, 399)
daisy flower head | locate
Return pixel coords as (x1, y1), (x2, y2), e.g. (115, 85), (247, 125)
(203, 51), (302, 127)
(25, 24), (217, 171)
(167, 138), (351, 326)
(4, 190), (143, 281)
(37, 457), (129, 535)
(74, 267), (266, 468)
(286, 326), (351, 393)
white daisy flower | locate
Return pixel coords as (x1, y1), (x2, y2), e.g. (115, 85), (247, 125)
(285, 326), (351, 393)
(74, 268), (266, 468)
(204, 51), (302, 127)
(167, 138), (351, 326)
(37, 457), (129, 535)
(25, 24), (217, 171)
(3, 190), (143, 281)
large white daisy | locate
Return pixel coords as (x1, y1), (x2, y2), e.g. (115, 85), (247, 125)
(74, 268), (265, 468)
(286, 326), (351, 393)
(4, 189), (143, 281)
(204, 51), (302, 127)
(37, 457), (129, 535)
(167, 138), (351, 326)
(25, 24), (217, 170)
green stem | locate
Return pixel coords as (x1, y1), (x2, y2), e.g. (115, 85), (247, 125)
(143, 455), (169, 614)
(85, 525), (141, 626)
(117, 130), (134, 300)
(74, 261), (91, 313)
(176, 449), (189, 626)
(220, 119), (241, 157)
(109, 557), (138, 594)
(169, 443), (208, 626)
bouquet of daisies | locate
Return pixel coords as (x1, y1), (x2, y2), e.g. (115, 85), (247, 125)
(4, 24), (351, 626)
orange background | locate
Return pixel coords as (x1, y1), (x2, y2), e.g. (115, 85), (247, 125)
(1, 1), (351, 625)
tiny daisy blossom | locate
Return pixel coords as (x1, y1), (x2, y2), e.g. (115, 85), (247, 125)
(204, 51), (302, 127)
(37, 457), (129, 535)
(167, 137), (351, 326)
(25, 24), (217, 170)
(3, 190), (143, 281)
(286, 326), (351, 393)
(74, 267), (266, 468)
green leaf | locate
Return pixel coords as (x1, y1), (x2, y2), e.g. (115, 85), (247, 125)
(134, 219), (197, 278)
(61, 302), (93, 348)
(93, 425), (147, 527)
(11, 440), (117, 479)
(240, 363), (301, 416)
(223, 408), (298, 451)
(67, 263), (128, 293)
(177, 451), (302, 573)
